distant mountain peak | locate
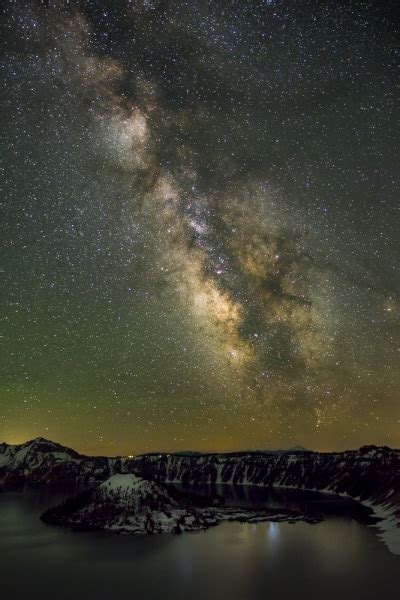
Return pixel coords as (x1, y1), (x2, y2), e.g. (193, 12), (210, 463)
(286, 445), (311, 452)
(19, 437), (82, 459)
(24, 437), (64, 449)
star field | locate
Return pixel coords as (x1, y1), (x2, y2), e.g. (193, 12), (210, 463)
(1, 0), (399, 455)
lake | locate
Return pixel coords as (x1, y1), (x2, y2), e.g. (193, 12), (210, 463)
(0, 486), (398, 600)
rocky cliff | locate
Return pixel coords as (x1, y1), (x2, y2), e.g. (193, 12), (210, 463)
(0, 437), (130, 488)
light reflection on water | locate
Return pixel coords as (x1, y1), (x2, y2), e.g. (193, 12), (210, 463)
(0, 487), (399, 600)
(267, 521), (280, 544)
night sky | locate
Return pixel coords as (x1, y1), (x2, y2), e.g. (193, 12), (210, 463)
(1, 0), (399, 456)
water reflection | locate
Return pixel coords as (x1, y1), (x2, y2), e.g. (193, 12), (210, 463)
(0, 488), (398, 600)
(175, 538), (193, 579)
(267, 521), (280, 544)
(170, 481), (376, 530)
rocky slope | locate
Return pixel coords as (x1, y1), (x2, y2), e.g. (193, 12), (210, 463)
(41, 473), (311, 534)
(0, 438), (130, 488)
(133, 446), (399, 502)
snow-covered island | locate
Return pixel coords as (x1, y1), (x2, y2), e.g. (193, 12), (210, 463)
(41, 473), (314, 534)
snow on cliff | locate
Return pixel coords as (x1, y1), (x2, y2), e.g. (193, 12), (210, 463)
(0, 438), (128, 487)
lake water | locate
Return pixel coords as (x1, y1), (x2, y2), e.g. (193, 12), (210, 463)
(0, 486), (399, 600)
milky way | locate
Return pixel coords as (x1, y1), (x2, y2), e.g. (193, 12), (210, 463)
(1, 1), (399, 454)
